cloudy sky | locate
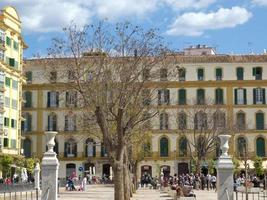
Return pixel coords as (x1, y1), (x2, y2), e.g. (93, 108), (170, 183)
(1, 0), (267, 57)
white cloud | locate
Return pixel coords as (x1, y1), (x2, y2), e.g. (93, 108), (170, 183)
(0, 0), (217, 33)
(251, 0), (267, 6)
(166, 7), (252, 36)
(163, 0), (216, 10)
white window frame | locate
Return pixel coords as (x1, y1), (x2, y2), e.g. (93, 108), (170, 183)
(237, 89), (244, 105)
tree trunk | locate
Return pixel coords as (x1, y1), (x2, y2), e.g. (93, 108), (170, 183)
(123, 164), (131, 200)
(132, 162), (138, 193)
(113, 164), (125, 200)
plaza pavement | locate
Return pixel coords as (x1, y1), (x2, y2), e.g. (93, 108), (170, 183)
(58, 184), (261, 200)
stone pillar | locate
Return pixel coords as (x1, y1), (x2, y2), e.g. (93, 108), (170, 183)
(217, 135), (234, 200)
(34, 163), (40, 191)
(41, 131), (59, 200)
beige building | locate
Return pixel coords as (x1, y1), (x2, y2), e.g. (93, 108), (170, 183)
(23, 48), (267, 179)
(0, 6), (26, 159)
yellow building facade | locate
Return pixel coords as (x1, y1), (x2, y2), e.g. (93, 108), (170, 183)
(0, 6), (26, 157)
(23, 54), (267, 179)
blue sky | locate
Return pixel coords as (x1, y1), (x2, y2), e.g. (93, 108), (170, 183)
(1, 0), (267, 58)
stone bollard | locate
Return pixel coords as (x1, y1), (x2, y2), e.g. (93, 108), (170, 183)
(34, 163), (40, 191)
(217, 135), (234, 200)
(41, 131), (59, 200)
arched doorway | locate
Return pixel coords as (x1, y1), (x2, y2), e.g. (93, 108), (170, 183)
(102, 164), (111, 178)
(141, 165), (152, 177)
(161, 165), (170, 178)
(84, 163), (95, 175)
(178, 162), (189, 175)
(66, 163), (76, 178)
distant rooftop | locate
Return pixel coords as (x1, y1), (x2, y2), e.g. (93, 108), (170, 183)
(183, 44), (216, 56)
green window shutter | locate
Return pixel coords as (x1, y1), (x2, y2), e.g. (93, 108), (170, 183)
(5, 77), (10, 86)
(47, 92), (51, 107)
(216, 68), (222, 76)
(253, 89), (256, 104)
(234, 89), (237, 104)
(160, 137), (168, 157)
(216, 89), (224, 104)
(256, 113), (264, 130)
(237, 68), (243, 80)
(6, 36), (11, 46)
(197, 89), (205, 104)
(256, 137), (265, 157)
(253, 67), (256, 76)
(263, 89), (266, 104)
(244, 89), (247, 105)
(9, 58), (15, 67)
(28, 115), (32, 131)
(13, 41), (18, 50)
(179, 89), (186, 105)
(26, 71), (32, 82)
(158, 90), (162, 105)
(25, 92), (32, 107)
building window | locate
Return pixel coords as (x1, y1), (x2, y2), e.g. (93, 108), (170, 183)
(236, 112), (246, 130)
(3, 138), (8, 148)
(10, 139), (16, 149)
(253, 67), (262, 80)
(85, 138), (96, 157)
(101, 143), (108, 157)
(23, 138), (32, 157)
(237, 137), (247, 157)
(194, 111), (207, 130)
(253, 88), (265, 104)
(11, 119), (17, 128)
(47, 91), (59, 107)
(4, 97), (10, 108)
(12, 99), (17, 109)
(142, 69), (150, 81)
(234, 88), (247, 105)
(216, 68), (222, 80)
(5, 77), (10, 87)
(65, 139), (77, 157)
(160, 68), (167, 81)
(0, 50), (4, 61)
(197, 68), (204, 80)
(47, 113), (57, 131)
(256, 137), (265, 157)
(178, 68), (186, 81)
(236, 67), (244, 80)
(178, 112), (187, 130)
(143, 142), (152, 157)
(25, 71), (32, 83)
(6, 36), (11, 46)
(50, 71), (57, 82)
(68, 70), (75, 81)
(213, 111), (225, 129)
(179, 137), (187, 157)
(158, 89), (170, 105)
(256, 112), (264, 130)
(215, 88), (224, 104)
(66, 91), (77, 107)
(197, 89), (205, 104)
(13, 41), (18, 50)
(160, 113), (169, 130)
(12, 80), (18, 90)
(4, 117), (9, 127)
(65, 113), (76, 131)
(0, 29), (5, 46)
(24, 91), (32, 108)
(178, 89), (186, 105)
(160, 137), (169, 157)
(22, 113), (32, 132)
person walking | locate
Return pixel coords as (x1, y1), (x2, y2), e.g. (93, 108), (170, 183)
(211, 175), (216, 190)
(82, 176), (87, 191)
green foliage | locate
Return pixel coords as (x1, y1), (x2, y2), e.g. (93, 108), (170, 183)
(24, 158), (35, 174)
(207, 159), (216, 175)
(0, 155), (14, 178)
(253, 156), (264, 177)
(232, 157), (240, 174)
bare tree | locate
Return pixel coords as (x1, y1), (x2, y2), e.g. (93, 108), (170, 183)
(38, 21), (168, 200)
(174, 98), (236, 173)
